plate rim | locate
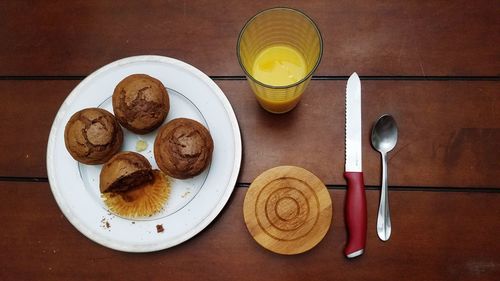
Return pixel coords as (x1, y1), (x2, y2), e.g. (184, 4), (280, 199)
(46, 55), (242, 252)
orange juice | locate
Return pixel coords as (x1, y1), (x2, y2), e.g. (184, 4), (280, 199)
(251, 45), (308, 113)
(252, 45), (307, 86)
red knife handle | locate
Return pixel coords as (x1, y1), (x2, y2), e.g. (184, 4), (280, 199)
(344, 171), (367, 258)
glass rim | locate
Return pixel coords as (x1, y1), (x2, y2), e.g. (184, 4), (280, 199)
(236, 7), (324, 89)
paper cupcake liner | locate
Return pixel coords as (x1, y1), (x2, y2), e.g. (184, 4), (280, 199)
(102, 170), (170, 218)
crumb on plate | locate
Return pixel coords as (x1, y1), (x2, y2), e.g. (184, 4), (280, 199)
(135, 139), (148, 152)
(156, 224), (164, 233)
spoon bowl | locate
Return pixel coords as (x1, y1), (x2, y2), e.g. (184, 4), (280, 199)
(371, 114), (398, 241)
(372, 115), (398, 153)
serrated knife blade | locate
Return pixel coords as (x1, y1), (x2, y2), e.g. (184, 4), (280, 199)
(345, 73), (362, 172)
(343, 72), (367, 258)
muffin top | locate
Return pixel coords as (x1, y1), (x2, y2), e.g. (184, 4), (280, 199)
(112, 74), (170, 134)
(99, 151), (153, 193)
(64, 108), (123, 165)
(154, 118), (214, 179)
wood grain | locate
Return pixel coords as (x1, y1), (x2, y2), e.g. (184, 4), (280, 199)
(0, 0), (498, 76)
(0, 80), (79, 178)
(0, 183), (498, 281)
(1, 80), (498, 188)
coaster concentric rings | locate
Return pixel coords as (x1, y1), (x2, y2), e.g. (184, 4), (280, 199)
(243, 166), (332, 255)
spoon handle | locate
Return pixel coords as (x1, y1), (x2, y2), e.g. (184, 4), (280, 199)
(377, 152), (391, 241)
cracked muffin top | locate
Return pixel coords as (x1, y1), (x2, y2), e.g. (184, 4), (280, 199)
(64, 108), (123, 165)
(112, 74), (170, 134)
(154, 118), (213, 179)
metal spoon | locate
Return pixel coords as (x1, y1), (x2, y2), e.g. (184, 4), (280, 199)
(371, 114), (398, 241)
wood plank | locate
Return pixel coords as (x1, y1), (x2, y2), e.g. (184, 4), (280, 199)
(0, 0), (498, 76)
(1, 80), (499, 187)
(230, 80), (500, 188)
(0, 80), (80, 178)
(0, 183), (499, 281)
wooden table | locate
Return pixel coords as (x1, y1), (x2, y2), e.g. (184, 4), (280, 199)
(1, 1), (499, 280)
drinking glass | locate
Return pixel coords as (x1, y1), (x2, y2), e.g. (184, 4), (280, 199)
(237, 7), (323, 113)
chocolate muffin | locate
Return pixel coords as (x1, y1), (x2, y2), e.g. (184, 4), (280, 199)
(99, 151), (153, 193)
(112, 74), (170, 134)
(100, 151), (171, 218)
(154, 118), (214, 179)
(64, 108), (123, 165)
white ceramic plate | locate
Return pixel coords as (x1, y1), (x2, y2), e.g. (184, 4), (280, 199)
(47, 55), (241, 252)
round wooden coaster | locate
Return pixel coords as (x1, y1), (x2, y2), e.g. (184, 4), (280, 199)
(243, 166), (332, 255)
